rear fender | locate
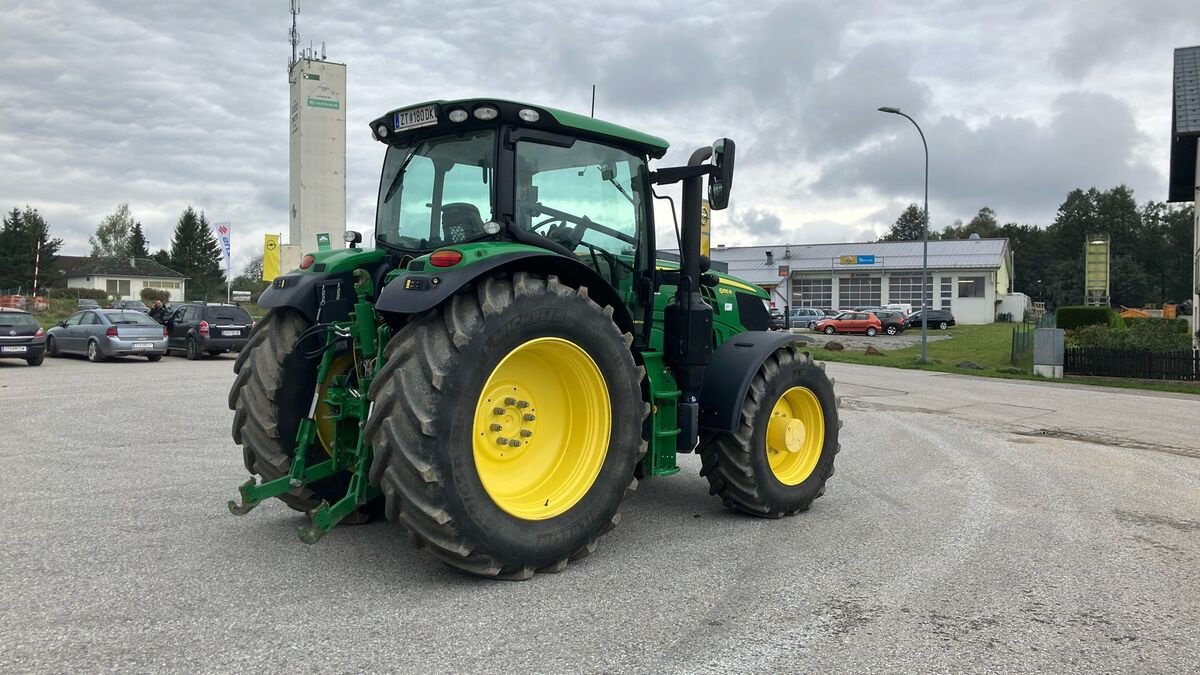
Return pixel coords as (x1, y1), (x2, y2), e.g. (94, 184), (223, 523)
(375, 251), (635, 334)
(699, 331), (815, 433)
(258, 271), (357, 323)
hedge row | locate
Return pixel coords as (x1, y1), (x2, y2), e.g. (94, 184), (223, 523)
(1123, 316), (1191, 334)
(47, 287), (109, 301)
(1056, 306), (1124, 331)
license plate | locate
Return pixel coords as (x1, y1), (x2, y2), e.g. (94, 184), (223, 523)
(1, 345), (27, 353)
(394, 104), (438, 131)
(222, 330), (240, 337)
(133, 342), (153, 349)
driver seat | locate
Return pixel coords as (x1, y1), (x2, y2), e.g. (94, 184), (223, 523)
(441, 203), (485, 244)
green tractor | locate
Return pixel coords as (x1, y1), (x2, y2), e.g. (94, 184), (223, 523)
(228, 98), (840, 578)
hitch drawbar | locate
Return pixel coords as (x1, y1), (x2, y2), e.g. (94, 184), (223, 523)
(227, 269), (384, 543)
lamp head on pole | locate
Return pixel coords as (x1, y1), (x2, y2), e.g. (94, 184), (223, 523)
(877, 106), (901, 114)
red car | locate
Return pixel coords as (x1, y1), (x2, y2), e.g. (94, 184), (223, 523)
(815, 311), (883, 336)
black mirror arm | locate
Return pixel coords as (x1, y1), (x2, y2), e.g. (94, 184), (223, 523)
(650, 164), (713, 186)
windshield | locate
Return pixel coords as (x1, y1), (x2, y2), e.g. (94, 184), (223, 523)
(0, 313), (36, 326)
(375, 130), (495, 252)
(106, 311), (159, 325)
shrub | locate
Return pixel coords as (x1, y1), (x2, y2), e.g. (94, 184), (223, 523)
(1056, 306), (1122, 331)
(1069, 323), (1193, 352)
(1123, 317), (1190, 334)
(47, 287), (109, 301)
(139, 287), (171, 304)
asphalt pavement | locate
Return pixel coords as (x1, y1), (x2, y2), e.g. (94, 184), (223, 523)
(0, 354), (1196, 673)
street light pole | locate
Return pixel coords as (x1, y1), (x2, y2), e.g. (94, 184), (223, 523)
(878, 106), (929, 363)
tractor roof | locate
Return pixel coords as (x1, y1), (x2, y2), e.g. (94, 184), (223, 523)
(370, 98), (670, 159)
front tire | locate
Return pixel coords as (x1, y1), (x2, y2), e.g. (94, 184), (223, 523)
(46, 336), (58, 357)
(823, 326), (835, 335)
(699, 347), (839, 517)
(365, 272), (647, 579)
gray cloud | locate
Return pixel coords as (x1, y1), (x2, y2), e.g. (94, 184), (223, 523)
(0, 0), (1186, 275)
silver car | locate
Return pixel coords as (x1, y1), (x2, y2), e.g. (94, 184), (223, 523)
(46, 309), (168, 362)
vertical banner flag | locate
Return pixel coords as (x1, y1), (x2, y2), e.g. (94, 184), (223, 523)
(215, 222), (232, 275)
(262, 234), (281, 282)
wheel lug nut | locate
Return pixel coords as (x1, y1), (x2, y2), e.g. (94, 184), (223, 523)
(523, 413), (536, 421)
(516, 400), (529, 408)
(497, 437), (510, 446)
(504, 397), (517, 405)
(509, 440), (522, 448)
(493, 407), (506, 415)
(490, 423), (502, 432)
(519, 430), (532, 438)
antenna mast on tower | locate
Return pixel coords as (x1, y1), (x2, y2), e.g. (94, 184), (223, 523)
(289, 0), (300, 71)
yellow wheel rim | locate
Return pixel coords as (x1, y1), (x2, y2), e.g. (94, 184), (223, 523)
(766, 386), (824, 485)
(315, 354), (355, 457)
(473, 337), (611, 520)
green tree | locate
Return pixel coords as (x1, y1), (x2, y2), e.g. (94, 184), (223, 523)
(128, 222), (150, 258)
(879, 204), (936, 242)
(230, 255), (269, 299)
(169, 206), (225, 300)
(0, 206), (64, 292)
(89, 203), (136, 257)
(943, 207), (1002, 239)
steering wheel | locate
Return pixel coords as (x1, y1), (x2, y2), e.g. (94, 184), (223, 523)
(532, 216), (588, 248)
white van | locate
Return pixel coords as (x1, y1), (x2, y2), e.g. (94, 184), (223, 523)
(884, 303), (913, 316)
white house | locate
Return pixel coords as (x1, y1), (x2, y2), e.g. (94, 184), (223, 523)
(65, 257), (187, 302)
(708, 238), (1015, 324)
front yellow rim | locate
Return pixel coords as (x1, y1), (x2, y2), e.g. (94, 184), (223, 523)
(473, 337), (611, 520)
(766, 386), (824, 485)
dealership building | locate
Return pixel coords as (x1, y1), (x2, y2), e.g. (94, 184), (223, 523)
(708, 238), (1017, 324)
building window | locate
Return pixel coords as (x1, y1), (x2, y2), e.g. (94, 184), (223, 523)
(940, 277), (953, 310)
(958, 276), (986, 298)
(838, 276), (881, 309)
(888, 274), (932, 307)
(792, 277), (832, 309)
(105, 279), (131, 298)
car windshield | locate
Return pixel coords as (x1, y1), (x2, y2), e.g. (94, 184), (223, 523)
(375, 130), (496, 253)
(107, 311), (158, 325)
(0, 313), (36, 326)
(211, 308), (252, 323)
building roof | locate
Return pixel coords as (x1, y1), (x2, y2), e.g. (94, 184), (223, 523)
(1169, 45), (1200, 203)
(705, 238), (1010, 284)
(67, 257), (185, 279)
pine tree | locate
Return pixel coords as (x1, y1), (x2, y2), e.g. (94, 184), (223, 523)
(128, 222), (150, 258)
(169, 206), (225, 300)
(0, 206), (63, 292)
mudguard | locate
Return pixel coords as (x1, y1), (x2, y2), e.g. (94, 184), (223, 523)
(699, 330), (814, 433)
(375, 251), (635, 333)
(258, 270), (357, 323)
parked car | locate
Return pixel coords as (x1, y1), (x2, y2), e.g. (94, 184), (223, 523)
(76, 299), (100, 309)
(165, 302), (254, 359)
(788, 307), (827, 330)
(110, 299), (150, 312)
(768, 309), (787, 331)
(814, 311), (883, 336)
(908, 309), (957, 329)
(46, 309), (167, 362)
(823, 309), (840, 317)
(0, 308), (46, 366)
(866, 309), (909, 335)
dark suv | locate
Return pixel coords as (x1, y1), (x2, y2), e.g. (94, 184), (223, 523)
(908, 309), (956, 329)
(866, 309), (909, 335)
(165, 303), (254, 359)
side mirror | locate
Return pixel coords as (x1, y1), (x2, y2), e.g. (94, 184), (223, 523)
(708, 138), (736, 210)
(59, 320), (67, 328)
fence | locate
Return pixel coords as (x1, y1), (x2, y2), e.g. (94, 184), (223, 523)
(1064, 347), (1200, 381)
(1010, 321), (1035, 364)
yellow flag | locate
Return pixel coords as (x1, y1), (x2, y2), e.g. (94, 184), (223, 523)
(262, 234), (281, 281)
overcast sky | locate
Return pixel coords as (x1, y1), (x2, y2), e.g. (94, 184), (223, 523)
(1, 0), (1194, 274)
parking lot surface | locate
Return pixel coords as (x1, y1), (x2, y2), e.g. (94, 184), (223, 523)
(1, 355), (1197, 672)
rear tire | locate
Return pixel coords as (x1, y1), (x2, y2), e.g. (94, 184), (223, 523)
(208, 350), (223, 356)
(27, 354), (44, 366)
(365, 272), (647, 579)
(866, 327), (878, 337)
(228, 309), (359, 514)
(885, 325), (898, 336)
(87, 340), (105, 363)
(147, 354), (162, 362)
(699, 347), (839, 517)
(186, 337), (200, 360)
(938, 321), (949, 330)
